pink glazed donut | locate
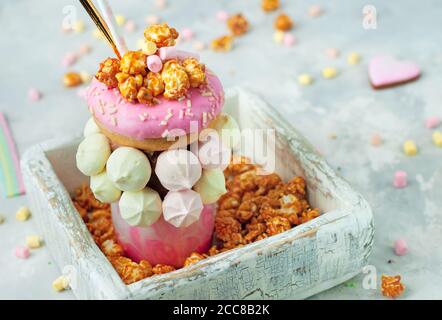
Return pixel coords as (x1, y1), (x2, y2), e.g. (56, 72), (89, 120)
(86, 71), (225, 152)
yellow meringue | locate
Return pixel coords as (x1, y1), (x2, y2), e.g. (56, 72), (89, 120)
(76, 133), (111, 176)
(119, 188), (162, 227)
(90, 170), (122, 203)
(193, 168), (227, 204)
(214, 113), (241, 149)
(83, 117), (100, 137)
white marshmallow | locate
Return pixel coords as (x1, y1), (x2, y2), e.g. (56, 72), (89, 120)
(198, 133), (231, 170)
(83, 117), (100, 137)
(193, 168), (227, 204)
(76, 133), (111, 176)
(106, 147), (152, 192)
(155, 149), (202, 191)
(119, 188), (162, 227)
(90, 170), (121, 203)
(162, 189), (203, 228)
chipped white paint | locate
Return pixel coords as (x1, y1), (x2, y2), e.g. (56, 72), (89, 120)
(21, 88), (373, 300)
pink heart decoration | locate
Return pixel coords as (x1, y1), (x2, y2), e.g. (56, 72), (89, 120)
(368, 55), (421, 89)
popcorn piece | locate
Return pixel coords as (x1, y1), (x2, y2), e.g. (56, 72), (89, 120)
(283, 33), (296, 47)
(137, 87), (154, 105)
(182, 57), (206, 88)
(52, 275), (70, 292)
(347, 52), (361, 65)
(114, 14), (126, 26)
(63, 72), (83, 88)
(273, 31), (284, 44)
(325, 47), (340, 59)
(144, 23), (179, 48)
(322, 67), (338, 79)
(216, 10), (230, 22)
(161, 60), (190, 99)
(26, 235), (42, 249)
(16, 207), (31, 221)
(308, 4), (323, 17)
(298, 74), (313, 86)
(393, 171), (407, 188)
(116, 73), (144, 102)
(101, 239), (124, 257)
(262, 0), (280, 12)
(266, 216), (291, 236)
(28, 88), (42, 102)
(371, 133), (382, 146)
(120, 51), (147, 76)
(425, 116), (440, 129)
(141, 40), (158, 56)
(15, 245), (30, 259)
(96, 58), (120, 88)
(403, 140), (417, 156)
(274, 13), (293, 31)
(146, 71), (165, 96)
(227, 14), (249, 36)
(432, 131), (442, 147)
(381, 275), (405, 298)
(394, 239), (408, 256)
(211, 35), (234, 52)
(152, 264), (176, 275)
(184, 252), (205, 267)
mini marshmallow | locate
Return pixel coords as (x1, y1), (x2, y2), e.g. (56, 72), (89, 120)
(325, 48), (340, 59)
(193, 41), (206, 51)
(125, 20), (137, 32)
(322, 67), (338, 79)
(158, 47), (199, 62)
(162, 189), (203, 228)
(145, 15), (160, 24)
(106, 147), (152, 192)
(16, 207), (31, 221)
(283, 33), (296, 47)
(73, 20), (85, 33)
(83, 118), (100, 138)
(273, 30), (284, 44)
(393, 171), (407, 188)
(90, 170), (122, 203)
(76, 133), (111, 176)
(15, 246), (30, 259)
(52, 275), (70, 292)
(425, 116), (440, 129)
(432, 131), (442, 147)
(28, 88), (42, 102)
(308, 4), (323, 17)
(198, 134), (231, 170)
(114, 14), (126, 26)
(216, 10), (229, 21)
(194, 168), (227, 204)
(403, 140), (417, 156)
(394, 239), (408, 256)
(155, 149), (202, 191)
(141, 40), (158, 55)
(119, 188), (162, 227)
(181, 28), (194, 41)
(155, 0), (167, 9)
(78, 44), (92, 55)
(213, 113), (241, 149)
(147, 54), (163, 73)
(61, 52), (78, 67)
(371, 133), (382, 146)
(298, 74), (313, 86)
(26, 235), (42, 249)
(347, 52), (361, 65)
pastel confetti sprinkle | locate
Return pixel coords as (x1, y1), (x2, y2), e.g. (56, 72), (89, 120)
(325, 48), (340, 59)
(403, 140), (417, 156)
(15, 246), (30, 259)
(394, 239), (408, 256)
(347, 52), (361, 65)
(371, 133), (382, 146)
(432, 130), (442, 147)
(216, 10), (230, 22)
(425, 116), (440, 129)
(298, 74), (313, 86)
(283, 33), (296, 47)
(28, 88), (42, 102)
(52, 275), (70, 292)
(78, 43), (92, 55)
(193, 41), (206, 51)
(273, 30), (284, 44)
(181, 28), (194, 41)
(393, 170), (407, 188)
(72, 20), (85, 33)
(26, 235), (42, 249)
(114, 14), (126, 26)
(308, 5), (323, 17)
(155, 0), (167, 9)
(322, 67), (338, 79)
(61, 52), (78, 67)
(145, 15), (160, 25)
(125, 20), (137, 33)
(0, 113), (26, 197)
(16, 207), (31, 221)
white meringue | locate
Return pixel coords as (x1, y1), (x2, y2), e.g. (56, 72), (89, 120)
(119, 188), (162, 227)
(76, 133), (111, 176)
(83, 117), (100, 137)
(162, 189), (203, 228)
(106, 147), (152, 192)
(198, 133), (231, 170)
(193, 168), (227, 204)
(155, 149), (202, 191)
(214, 113), (241, 149)
(90, 170), (121, 203)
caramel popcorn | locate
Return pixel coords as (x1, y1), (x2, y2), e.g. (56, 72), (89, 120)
(144, 23), (179, 48)
(262, 0), (280, 12)
(274, 13), (294, 31)
(182, 58), (206, 88)
(161, 59), (190, 99)
(211, 35), (234, 52)
(152, 264), (176, 275)
(111, 256), (153, 284)
(381, 275), (405, 298)
(266, 216), (291, 236)
(146, 71), (165, 96)
(120, 51), (147, 76)
(96, 58), (120, 88)
(116, 73), (144, 102)
(101, 239), (124, 257)
(227, 14), (249, 36)
(63, 72), (83, 87)
(137, 87), (154, 105)
(184, 252), (205, 267)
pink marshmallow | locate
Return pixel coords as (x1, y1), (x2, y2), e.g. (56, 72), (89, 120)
(425, 116), (440, 129)
(216, 10), (229, 22)
(15, 246), (30, 259)
(62, 52), (78, 67)
(147, 55), (163, 73)
(28, 88), (42, 102)
(394, 239), (408, 256)
(181, 28), (194, 41)
(393, 170), (407, 188)
(158, 47), (199, 62)
(283, 34), (296, 47)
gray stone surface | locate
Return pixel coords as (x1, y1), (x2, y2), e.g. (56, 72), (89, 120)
(0, 0), (441, 299)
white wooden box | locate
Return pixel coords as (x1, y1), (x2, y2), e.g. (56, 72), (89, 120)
(21, 88), (373, 300)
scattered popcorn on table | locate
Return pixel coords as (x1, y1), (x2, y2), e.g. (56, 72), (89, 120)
(63, 72), (83, 88)
(298, 74), (313, 86)
(371, 133), (382, 146)
(14, 246), (30, 259)
(432, 131), (442, 147)
(114, 14), (126, 26)
(425, 116), (440, 129)
(216, 10), (230, 22)
(16, 207), (31, 221)
(393, 171), (407, 188)
(283, 33), (296, 47)
(274, 13), (293, 31)
(381, 275), (405, 298)
(308, 4), (323, 17)
(273, 30), (285, 44)
(72, 20), (85, 33)
(211, 35), (234, 52)
(322, 67), (338, 79)
(262, 0), (280, 12)
(28, 88), (42, 102)
(227, 14), (249, 36)
(52, 275), (70, 292)
(394, 239), (408, 256)
(403, 140), (417, 156)
(26, 235), (42, 249)
(325, 47), (340, 59)
(347, 52), (361, 65)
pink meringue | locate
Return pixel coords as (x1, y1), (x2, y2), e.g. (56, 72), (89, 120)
(155, 149), (202, 191)
(162, 189), (203, 228)
(197, 133), (231, 170)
